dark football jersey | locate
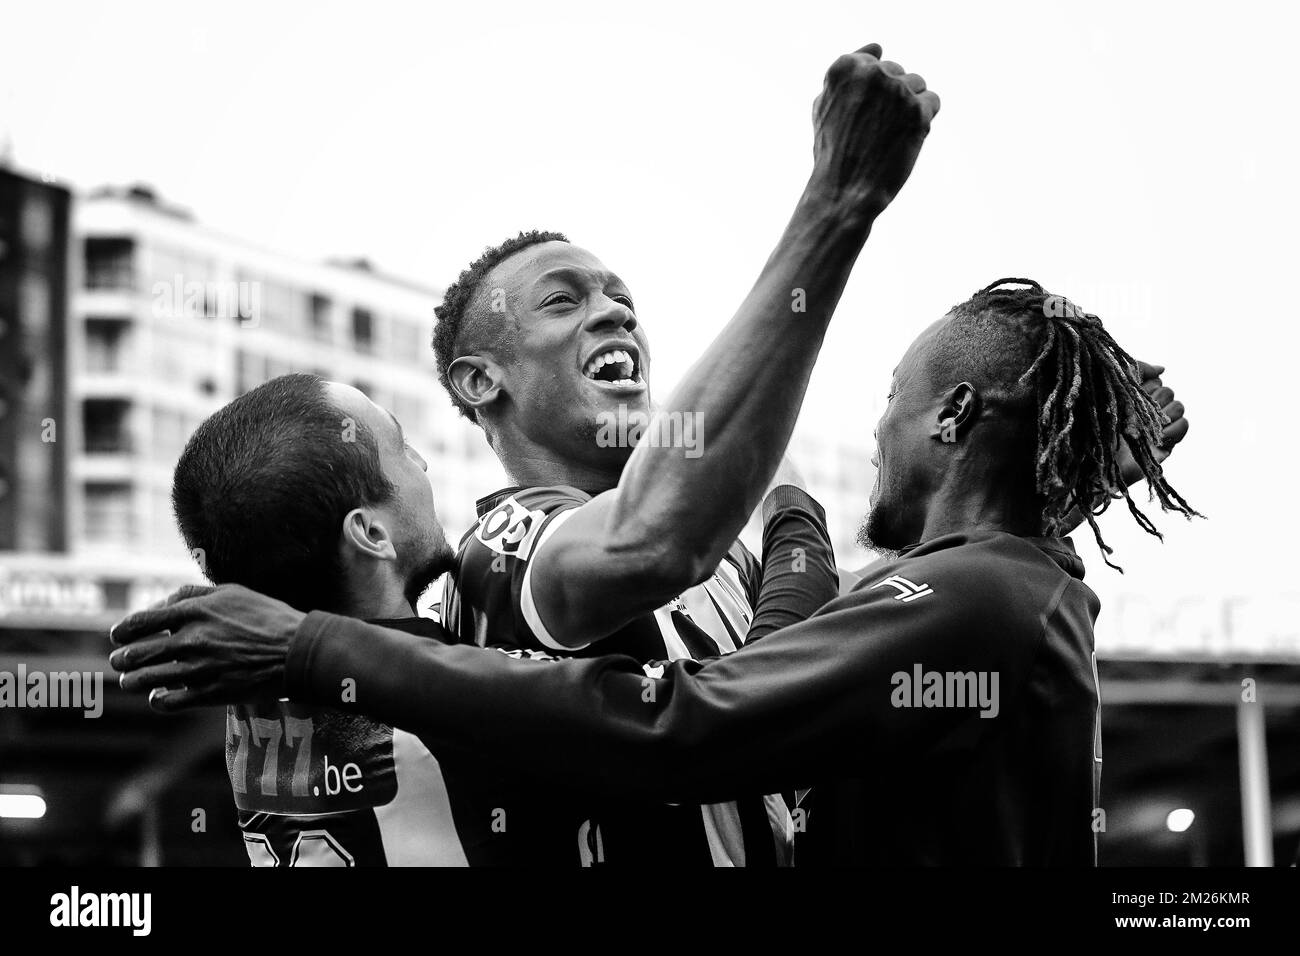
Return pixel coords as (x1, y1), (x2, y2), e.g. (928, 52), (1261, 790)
(227, 616), (589, 866)
(226, 617), (468, 866)
(288, 531), (1103, 866)
(442, 484), (793, 866)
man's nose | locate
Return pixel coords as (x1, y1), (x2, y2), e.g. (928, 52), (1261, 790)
(584, 295), (637, 334)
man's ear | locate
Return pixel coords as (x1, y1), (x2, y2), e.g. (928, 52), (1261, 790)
(447, 356), (505, 419)
(932, 382), (979, 445)
(339, 508), (398, 564)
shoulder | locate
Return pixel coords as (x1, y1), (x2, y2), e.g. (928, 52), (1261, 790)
(462, 485), (592, 564)
(835, 532), (1074, 641)
(898, 531), (1068, 589)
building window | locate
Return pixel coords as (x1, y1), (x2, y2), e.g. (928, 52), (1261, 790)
(84, 237), (136, 290)
(352, 307), (374, 352)
(83, 482), (134, 543)
(85, 318), (129, 373)
(149, 245), (214, 313)
(21, 194), (53, 251)
(309, 293), (332, 342)
(83, 399), (132, 453)
(233, 270), (263, 326)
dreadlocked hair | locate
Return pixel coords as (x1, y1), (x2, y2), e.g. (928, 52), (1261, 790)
(951, 278), (1200, 571)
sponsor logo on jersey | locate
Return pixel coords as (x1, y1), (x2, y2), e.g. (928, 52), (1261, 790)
(226, 703), (397, 814)
(871, 574), (934, 602)
(475, 496), (549, 559)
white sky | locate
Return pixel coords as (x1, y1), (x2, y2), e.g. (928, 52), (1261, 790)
(5, 0), (1298, 629)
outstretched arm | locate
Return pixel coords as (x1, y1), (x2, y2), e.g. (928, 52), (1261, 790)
(110, 562), (1041, 806)
(530, 44), (940, 647)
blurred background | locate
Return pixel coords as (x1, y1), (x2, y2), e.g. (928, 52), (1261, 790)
(0, 0), (1296, 866)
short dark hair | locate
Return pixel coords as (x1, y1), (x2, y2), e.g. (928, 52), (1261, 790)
(431, 230), (569, 424)
(942, 278), (1199, 570)
(172, 373), (394, 610)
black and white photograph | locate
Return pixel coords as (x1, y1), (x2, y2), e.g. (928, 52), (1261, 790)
(0, 0), (1295, 937)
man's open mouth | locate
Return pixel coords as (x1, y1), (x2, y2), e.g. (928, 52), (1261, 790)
(582, 344), (644, 389)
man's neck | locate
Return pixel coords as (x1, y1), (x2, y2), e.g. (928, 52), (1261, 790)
(337, 586), (413, 621)
(915, 478), (1042, 545)
(493, 434), (625, 495)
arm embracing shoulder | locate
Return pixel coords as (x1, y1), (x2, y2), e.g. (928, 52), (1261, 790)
(287, 561), (1040, 803)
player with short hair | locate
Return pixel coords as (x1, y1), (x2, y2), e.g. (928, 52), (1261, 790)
(113, 279), (1195, 865)
(168, 372), (838, 864)
(171, 373), (470, 865)
(117, 39), (943, 866)
(383, 43), (941, 865)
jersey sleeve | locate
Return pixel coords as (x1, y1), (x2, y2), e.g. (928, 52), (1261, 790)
(444, 486), (591, 654)
(745, 485), (838, 644)
(286, 535), (1068, 804)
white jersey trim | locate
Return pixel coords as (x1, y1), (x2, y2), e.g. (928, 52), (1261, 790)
(520, 508), (588, 652)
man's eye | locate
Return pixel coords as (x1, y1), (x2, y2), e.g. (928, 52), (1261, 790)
(613, 295), (634, 309)
(542, 292), (576, 307)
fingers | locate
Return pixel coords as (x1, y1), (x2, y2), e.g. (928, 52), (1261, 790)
(119, 659), (208, 694)
(825, 44), (937, 119)
(149, 684), (225, 713)
(1136, 361), (1165, 395)
(109, 632), (195, 673)
(109, 595), (205, 646)
(1149, 386), (1175, 406)
(1160, 413), (1190, 449)
(1161, 399), (1185, 424)
(1148, 416), (1189, 465)
(168, 584), (215, 604)
(1135, 360), (1166, 382)
(143, 583), (213, 613)
(918, 89), (941, 120)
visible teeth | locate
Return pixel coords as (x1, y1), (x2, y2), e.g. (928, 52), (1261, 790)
(584, 348), (638, 380)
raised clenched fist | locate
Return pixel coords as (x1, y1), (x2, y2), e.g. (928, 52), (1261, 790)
(810, 43), (940, 221)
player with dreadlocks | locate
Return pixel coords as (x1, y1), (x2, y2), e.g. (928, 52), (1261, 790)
(111, 274), (1195, 866)
(971, 279), (1199, 567)
(856, 276), (1197, 572)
